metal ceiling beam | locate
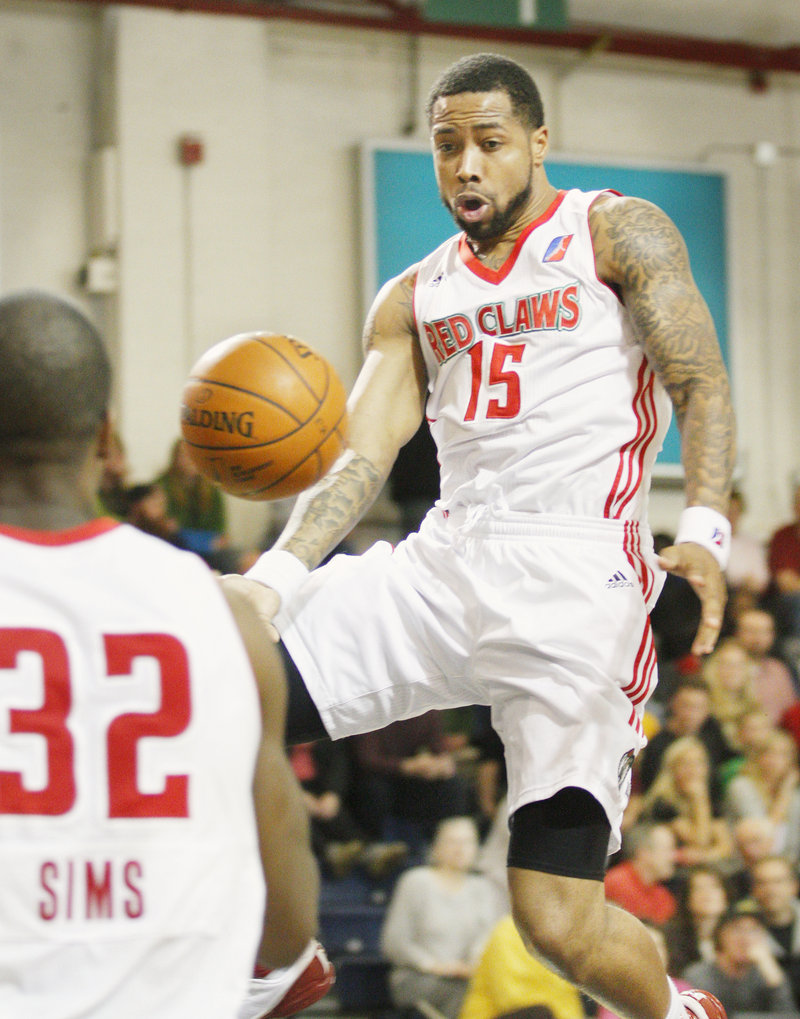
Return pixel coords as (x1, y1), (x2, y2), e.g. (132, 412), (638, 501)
(46, 0), (800, 74)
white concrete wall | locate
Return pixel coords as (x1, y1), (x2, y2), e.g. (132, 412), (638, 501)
(1, 1), (799, 546)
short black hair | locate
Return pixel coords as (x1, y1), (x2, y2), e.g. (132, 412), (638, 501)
(426, 53), (545, 130)
(0, 289), (111, 459)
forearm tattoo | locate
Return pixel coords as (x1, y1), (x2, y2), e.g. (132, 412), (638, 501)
(280, 453), (385, 569)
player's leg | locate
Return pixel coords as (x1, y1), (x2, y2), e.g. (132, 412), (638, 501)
(505, 790), (723, 1019)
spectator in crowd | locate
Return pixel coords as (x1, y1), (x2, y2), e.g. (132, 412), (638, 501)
(636, 678), (734, 795)
(727, 816), (780, 901)
(125, 481), (191, 549)
(747, 855), (800, 1007)
(718, 707), (776, 791)
(703, 638), (763, 749)
(734, 608), (799, 724)
(350, 712), (471, 845)
(662, 866), (731, 975)
(155, 437), (259, 572)
(682, 901), (795, 1014)
(458, 913), (586, 1019)
(381, 817), (497, 1019)
(96, 427), (130, 518)
(724, 487), (770, 611)
(724, 729), (800, 867)
(604, 823), (678, 926)
(648, 533), (702, 698)
(288, 739), (408, 880)
(767, 483), (800, 635)
(637, 736), (733, 869)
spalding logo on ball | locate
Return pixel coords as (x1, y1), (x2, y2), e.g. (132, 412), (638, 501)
(180, 332), (348, 501)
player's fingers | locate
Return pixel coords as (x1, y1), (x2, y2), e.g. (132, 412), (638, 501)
(691, 568), (726, 657)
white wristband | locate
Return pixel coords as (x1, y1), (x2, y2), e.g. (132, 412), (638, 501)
(675, 506), (731, 570)
(245, 549), (309, 606)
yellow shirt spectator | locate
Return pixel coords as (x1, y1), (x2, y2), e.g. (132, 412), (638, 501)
(458, 914), (585, 1019)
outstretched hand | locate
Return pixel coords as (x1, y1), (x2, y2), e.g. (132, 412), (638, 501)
(220, 573), (282, 642)
(657, 541), (727, 657)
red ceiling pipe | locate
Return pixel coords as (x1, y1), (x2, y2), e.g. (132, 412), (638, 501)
(42, 0), (800, 74)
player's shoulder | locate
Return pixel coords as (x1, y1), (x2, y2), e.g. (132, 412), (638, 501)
(588, 191), (677, 242)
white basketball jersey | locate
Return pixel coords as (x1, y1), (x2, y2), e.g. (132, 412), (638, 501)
(413, 188), (672, 522)
(0, 519), (265, 1018)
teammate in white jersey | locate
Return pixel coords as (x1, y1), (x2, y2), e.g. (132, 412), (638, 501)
(226, 54), (735, 1019)
(0, 291), (331, 1018)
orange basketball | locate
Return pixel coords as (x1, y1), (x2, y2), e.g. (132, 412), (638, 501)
(180, 332), (348, 501)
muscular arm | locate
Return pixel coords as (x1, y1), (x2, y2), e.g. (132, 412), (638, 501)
(274, 269), (428, 569)
(221, 583), (319, 967)
(591, 194), (736, 654)
(591, 193), (735, 511)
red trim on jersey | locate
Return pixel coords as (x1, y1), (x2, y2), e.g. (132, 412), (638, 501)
(603, 359), (658, 519)
(458, 190), (568, 284)
(0, 517), (120, 546)
(623, 615), (657, 709)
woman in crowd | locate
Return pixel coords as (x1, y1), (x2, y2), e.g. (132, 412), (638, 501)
(638, 736), (733, 868)
(724, 728), (800, 866)
(381, 816), (497, 1019)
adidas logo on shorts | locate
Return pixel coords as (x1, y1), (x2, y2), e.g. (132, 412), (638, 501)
(605, 571), (634, 589)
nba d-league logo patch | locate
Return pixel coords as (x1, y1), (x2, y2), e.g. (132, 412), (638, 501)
(543, 234), (573, 262)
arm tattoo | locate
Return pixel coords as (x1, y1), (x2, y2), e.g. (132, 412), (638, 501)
(594, 198), (736, 511)
(279, 453), (385, 569)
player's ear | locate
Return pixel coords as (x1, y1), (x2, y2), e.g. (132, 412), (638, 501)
(531, 125), (548, 167)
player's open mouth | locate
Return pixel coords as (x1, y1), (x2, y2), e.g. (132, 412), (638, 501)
(455, 194), (489, 222)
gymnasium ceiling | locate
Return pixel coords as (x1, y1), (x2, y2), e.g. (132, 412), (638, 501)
(51, 0), (800, 74)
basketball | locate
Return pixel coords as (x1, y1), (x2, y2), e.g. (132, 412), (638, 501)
(180, 332), (348, 501)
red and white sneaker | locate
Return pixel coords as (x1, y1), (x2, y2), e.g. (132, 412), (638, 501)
(680, 990), (727, 1019)
(237, 939), (335, 1019)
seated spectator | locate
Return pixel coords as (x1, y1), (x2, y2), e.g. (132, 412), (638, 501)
(288, 740), (407, 880)
(703, 638), (763, 749)
(96, 428), (130, 518)
(718, 707), (776, 791)
(724, 729), (800, 867)
(469, 706), (507, 838)
(381, 817), (497, 1019)
(767, 484), (800, 639)
(727, 816), (780, 901)
(604, 822), (678, 925)
(637, 736), (733, 869)
(662, 865), (731, 975)
(724, 487), (770, 612)
(350, 711), (470, 844)
(682, 900), (795, 1014)
(155, 437), (258, 572)
(746, 854), (800, 1007)
(125, 482), (189, 549)
(636, 678), (734, 796)
(457, 914), (586, 1019)
(735, 608), (800, 724)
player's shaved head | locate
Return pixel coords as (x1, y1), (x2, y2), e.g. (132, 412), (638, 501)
(0, 290), (111, 461)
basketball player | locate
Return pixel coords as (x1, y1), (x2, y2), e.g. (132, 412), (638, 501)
(225, 54), (734, 1019)
(0, 290), (331, 1018)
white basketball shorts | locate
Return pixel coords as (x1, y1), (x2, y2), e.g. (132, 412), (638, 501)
(279, 507), (665, 853)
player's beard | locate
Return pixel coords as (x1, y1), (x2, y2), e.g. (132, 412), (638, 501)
(447, 172), (533, 243)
